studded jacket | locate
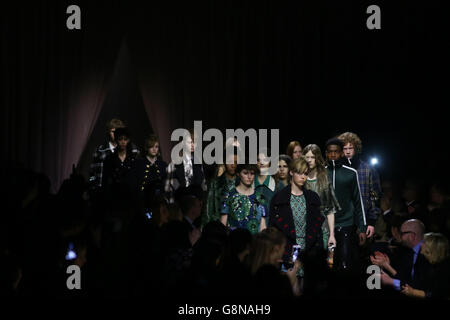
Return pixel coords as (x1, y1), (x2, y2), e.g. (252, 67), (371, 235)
(137, 157), (168, 200)
(269, 185), (325, 263)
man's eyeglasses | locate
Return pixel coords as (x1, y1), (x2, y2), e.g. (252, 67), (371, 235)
(400, 231), (415, 236)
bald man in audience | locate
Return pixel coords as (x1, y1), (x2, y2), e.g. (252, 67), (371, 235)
(373, 219), (431, 293)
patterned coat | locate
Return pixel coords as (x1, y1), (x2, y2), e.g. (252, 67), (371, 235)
(345, 156), (382, 226)
(269, 185), (324, 263)
(164, 156), (207, 203)
(89, 142), (140, 190)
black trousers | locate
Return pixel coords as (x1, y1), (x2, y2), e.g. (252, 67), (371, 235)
(333, 225), (360, 272)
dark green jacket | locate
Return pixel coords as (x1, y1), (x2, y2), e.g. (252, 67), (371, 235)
(204, 174), (238, 226)
(326, 159), (367, 232)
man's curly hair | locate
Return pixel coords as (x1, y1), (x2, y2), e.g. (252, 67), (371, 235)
(338, 132), (362, 154)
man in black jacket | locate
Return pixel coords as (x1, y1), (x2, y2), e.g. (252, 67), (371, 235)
(376, 219), (431, 292)
(89, 119), (140, 192)
(102, 127), (140, 194)
(325, 138), (367, 273)
(338, 132), (382, 238)
(165, 129), (207, 204)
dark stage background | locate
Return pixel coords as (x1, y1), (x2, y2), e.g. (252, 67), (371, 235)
(2, 0), (448, 192)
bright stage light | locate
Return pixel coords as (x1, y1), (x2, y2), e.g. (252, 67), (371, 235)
(65, 242), (77, 261)
(370, 157), (379, 166)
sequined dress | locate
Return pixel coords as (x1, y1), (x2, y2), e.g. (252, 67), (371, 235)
(221, 188), (267, 235)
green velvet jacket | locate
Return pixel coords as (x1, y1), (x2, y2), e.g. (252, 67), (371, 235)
(203, 174), (238, 227)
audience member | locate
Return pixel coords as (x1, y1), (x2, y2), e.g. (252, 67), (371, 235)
(401, 178), (428, 222)
(249, 227), (301, 297)
(373, 219), (431, 293)
(426, 182), (450, 238)
(220, 228), (253, 296)
(401, 232), (450, 299)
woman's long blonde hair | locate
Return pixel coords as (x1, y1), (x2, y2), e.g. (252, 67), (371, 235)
(422, 233), (449, 264)
(248, 227), (286, 274)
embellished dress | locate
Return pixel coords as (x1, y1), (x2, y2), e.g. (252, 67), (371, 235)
(221, 188), (267, 235)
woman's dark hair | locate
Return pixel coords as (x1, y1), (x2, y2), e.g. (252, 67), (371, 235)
(236, 163), (260, 175)
(275, 155), (292, 185)
(279, 154), (292, 167)
(114, 127), (131, 142)
(325, 138), (343, 151)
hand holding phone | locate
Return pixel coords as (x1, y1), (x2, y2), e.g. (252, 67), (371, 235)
(282, 245), (301, 271)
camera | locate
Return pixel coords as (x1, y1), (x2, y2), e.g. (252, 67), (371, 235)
(327, 244), (335, 268)
(292, 245), (301, 263)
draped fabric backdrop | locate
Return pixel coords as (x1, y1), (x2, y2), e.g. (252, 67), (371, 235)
(2, 1), (124, 192)
(2, 1), (449, 192)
